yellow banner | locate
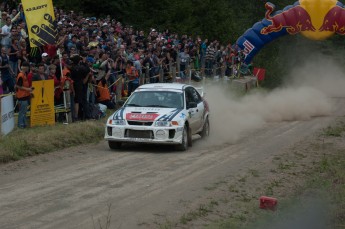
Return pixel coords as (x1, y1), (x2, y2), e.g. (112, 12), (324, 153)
(30, 80), (55, 127)
(21, 0), (57, 47)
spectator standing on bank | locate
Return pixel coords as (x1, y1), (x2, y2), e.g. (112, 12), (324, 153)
(200, 38), (208, 70)
(205, 42), (216, 77)
(125, 60), (139, 97)
(178, 47), (190, 80)
(8, 36), (19, 77)
(0, 46), (15, 93)
(96, 74), (115, 109)
(15, 61), (32, 129)
(1, 16), (12, 48)
(48, 64), (62, 104)
(32, 63), (48, 81)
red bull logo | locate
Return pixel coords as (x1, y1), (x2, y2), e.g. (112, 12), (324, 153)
(261, 0), (341, 41)
(261, 3), (316, 35)
(319, 5), (345, 35)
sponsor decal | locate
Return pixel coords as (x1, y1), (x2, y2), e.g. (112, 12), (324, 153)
(126, 113), (159, 121)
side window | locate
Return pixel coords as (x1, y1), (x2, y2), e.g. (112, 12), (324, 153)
(185, 87), (195, 104)
(190, 88), (202, 103)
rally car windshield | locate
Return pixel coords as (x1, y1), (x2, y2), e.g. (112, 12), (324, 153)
(125, 91), (184, 109)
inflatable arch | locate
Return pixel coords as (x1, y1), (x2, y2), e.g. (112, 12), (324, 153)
(236, 0), (345, 64)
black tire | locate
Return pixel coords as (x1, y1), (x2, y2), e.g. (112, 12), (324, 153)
(187, 126), (193, 147)
(200, 117), (210, 138)
(175, 125), (188, 151)
(108, 141), (122, 149)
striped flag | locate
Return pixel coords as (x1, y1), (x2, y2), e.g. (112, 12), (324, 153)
(21, 0), (57, 47)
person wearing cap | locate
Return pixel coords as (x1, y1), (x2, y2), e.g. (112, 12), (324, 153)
(0, 12), (7, 28)
(15, 61), (33, 128)
(41, 52), (50, 75)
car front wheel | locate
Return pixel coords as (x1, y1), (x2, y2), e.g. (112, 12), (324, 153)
(176, 125), (188, 151)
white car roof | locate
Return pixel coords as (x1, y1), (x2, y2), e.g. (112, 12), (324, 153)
(137, 83), (190, 91)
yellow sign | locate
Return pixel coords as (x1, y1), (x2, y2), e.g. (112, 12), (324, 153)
(21, 0), (57, 47)
(30, 80), (55, 127)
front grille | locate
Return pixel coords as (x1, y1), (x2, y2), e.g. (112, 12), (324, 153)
(125, 129), (154, 139)
(127, 121), (153, 126)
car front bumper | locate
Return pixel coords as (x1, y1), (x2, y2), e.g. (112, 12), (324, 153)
(104, 124), (184, 145)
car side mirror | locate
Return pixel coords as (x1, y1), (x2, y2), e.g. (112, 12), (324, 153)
(187, 102), (197, 109)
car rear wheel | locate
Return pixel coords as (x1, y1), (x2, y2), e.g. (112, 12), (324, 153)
(200, 117), (210, 138)
(176, 125), (188, 151)
(108, 141), (122, 149)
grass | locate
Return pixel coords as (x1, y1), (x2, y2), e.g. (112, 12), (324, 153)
(0, 119), (106, 163)
(323, 121), (345, 137)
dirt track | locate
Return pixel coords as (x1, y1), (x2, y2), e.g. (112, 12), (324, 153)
(0, 95), (344, 229)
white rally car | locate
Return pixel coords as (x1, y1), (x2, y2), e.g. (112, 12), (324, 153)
(105, 83), (210, 151)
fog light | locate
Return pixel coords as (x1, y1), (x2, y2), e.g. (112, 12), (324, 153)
(156, 130), (166, 139)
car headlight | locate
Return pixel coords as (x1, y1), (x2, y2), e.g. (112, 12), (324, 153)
(108, 119), (126, 125)
(155, 121), (171, 127)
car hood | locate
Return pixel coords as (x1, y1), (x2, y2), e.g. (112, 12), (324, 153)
(112, 107), (184, 122)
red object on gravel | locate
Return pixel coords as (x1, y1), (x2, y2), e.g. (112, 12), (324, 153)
(259, 196), (278, 210)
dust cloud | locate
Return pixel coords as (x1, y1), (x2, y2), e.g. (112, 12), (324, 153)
(204, 55), (345, 145)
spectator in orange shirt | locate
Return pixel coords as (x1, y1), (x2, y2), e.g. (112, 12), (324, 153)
(96, 76), (115, 109)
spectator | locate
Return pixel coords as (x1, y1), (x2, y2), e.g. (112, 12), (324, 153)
(178, 47), (190, 80)
(8, 36), (19, 77)
(27, 62), (36, 87)
(125, 60), (139, 97)
(0, 12), (7, 28)
(1, 16), (12, 48)
(205, 42), (216, 77)
(32, 63), (48, 81)
(15, 61), (32, 129)
(48, 64), (62, 104)
(0, 46), (15, 93)
(96, 75), (115, 109)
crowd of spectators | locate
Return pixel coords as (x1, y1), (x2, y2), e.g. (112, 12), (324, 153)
(0, 0), (247, 126)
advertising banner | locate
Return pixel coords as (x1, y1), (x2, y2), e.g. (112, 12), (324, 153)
(1, 95), (15, 136)
(21, 0), (57, 47)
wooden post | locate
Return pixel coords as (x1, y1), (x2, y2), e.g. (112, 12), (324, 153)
(172, 61), (176, 83)
(116, 75), (123, 104)
(213, 63), (217, 79)
(169, 61), (173, 82)
(145, 63), (150, 84)
(139, 70), (144, 85)
(176, 56), (180, 79)
(221, 62), (226, 78)
(159, 64), (164, 83)
(187, 61), (191, 84)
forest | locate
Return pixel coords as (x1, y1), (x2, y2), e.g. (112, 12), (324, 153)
(54, 0), (345, 88)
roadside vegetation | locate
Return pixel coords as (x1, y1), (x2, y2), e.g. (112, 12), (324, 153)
(0, 119), (106, 163)
(155, 119), (345, 229)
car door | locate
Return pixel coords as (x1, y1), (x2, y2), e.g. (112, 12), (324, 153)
(185, 87), (204, 134)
